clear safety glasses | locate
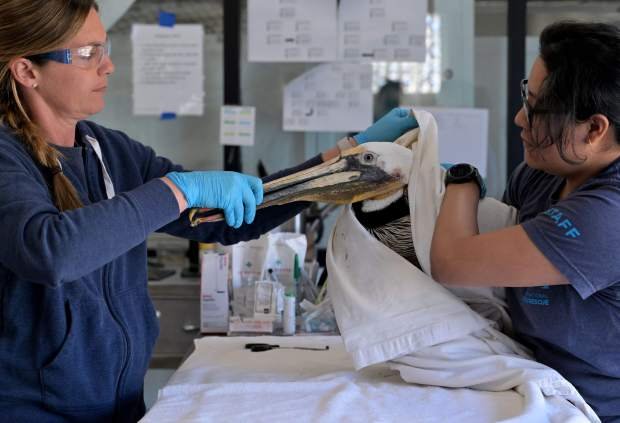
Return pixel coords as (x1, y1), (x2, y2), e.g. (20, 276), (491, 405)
(27, 38), (111, 70)
(520, 78), (532, 127)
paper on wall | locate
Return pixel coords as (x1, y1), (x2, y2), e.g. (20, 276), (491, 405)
(283, 62), (373, 132)
(418, 107), (489, 177)
(247, 0), (338, 62)
(220, 106), (256, 146)
(338, 0), (427, 62)
(131, 24), (204, 116)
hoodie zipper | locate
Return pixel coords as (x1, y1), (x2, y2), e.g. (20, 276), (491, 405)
(103, 264), (130, 416)
(83, 140), (130, 414)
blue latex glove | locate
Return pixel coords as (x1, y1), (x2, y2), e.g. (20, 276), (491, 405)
(353, 107), (419, 144)
(166, 171), (263, 228)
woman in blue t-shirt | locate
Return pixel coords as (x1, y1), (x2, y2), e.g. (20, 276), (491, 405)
(431, 21), (620, 421)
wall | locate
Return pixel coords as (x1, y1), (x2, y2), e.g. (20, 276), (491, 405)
(95, 0), (476, 179)
(95, 1), (620, 203)
(94, 33), (224, 172)
(474, 1), (620, 196)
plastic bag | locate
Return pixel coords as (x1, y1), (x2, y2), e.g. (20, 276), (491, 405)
(300, 297), (339, 333)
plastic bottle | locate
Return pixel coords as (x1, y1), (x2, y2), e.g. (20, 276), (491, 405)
(282, 294), (296, 335)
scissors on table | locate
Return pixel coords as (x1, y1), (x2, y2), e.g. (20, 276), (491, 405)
(244, 343), (330, 352)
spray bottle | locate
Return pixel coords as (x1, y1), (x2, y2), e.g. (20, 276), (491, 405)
(283, 254), (300, 335)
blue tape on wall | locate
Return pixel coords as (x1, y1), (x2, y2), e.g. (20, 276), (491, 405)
(160, 112), (177, 120)
(158, 10), (176, 27)
(158, 11), (176, 120)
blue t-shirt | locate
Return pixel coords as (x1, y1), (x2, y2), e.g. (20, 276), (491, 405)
(503, 159), (620, 421)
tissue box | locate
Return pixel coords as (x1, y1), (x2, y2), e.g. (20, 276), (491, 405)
(200, 252), (230, 333)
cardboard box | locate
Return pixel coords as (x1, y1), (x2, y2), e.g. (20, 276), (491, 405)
(200, 252), (229, 333)
(228, 316), (273, 334)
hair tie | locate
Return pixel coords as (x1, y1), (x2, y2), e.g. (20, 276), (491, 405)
(51, 161), (63, 176)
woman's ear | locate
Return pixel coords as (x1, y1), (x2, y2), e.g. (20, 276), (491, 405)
(586, 114), (610, 145)
(8, 58), (39, 89)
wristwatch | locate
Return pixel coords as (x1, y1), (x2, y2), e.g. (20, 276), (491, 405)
(444, 163), (486, 199)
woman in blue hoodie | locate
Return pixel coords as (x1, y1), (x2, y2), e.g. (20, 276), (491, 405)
(0, 1), (416, 421)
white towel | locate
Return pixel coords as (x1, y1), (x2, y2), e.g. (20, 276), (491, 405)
(142, 337), (530, 423)
(327, 109), (599, 423)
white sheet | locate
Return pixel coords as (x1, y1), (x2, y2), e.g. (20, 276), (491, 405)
(326, 110), (599, 423)
(142, 336), (528, 423)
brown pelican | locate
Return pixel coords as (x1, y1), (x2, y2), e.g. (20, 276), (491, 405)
(189, 138), (420, 267)
(351, 190), (418, 268)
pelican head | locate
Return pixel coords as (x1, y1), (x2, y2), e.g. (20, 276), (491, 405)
(189, 142), (413, 226)
(261, 142), (412, 206)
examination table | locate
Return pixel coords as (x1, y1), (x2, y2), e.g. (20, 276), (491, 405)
(141, 335), (527, 422)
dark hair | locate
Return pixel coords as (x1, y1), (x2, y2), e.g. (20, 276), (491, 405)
(531, 21), (620, 164)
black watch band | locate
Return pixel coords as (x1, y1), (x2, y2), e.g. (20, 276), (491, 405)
(444, 163), (486, 199)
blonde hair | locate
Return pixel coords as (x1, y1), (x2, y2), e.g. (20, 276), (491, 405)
(0, 0), (97, 211)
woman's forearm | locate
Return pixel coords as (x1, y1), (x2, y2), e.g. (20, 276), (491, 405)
(430, 183), (480, 281)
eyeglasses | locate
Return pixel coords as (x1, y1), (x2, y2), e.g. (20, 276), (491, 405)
(27, 38), (111, 70)
(520, 78), (532, 126)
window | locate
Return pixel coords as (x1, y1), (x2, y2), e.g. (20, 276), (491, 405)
(372, 14), (441, 94)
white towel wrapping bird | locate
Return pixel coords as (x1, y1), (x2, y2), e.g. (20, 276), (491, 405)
(327, 109), (599, 423)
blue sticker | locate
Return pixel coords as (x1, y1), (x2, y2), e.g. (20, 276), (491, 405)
(158, 10), (176, 27)
(160, 112), (177, 120)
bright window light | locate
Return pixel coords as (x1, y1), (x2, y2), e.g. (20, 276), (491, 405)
(372, 14), (441, 94)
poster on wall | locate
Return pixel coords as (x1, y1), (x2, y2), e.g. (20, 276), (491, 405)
(338, 0), (427, 62)
(283, 62), (373, 132)
(247, 0), (338, 62)
(132, 24), (204, 116)
(418, 107), (489, 177)
(219, 106), (256, 146)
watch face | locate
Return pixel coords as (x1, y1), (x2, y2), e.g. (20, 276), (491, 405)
(444, 163), (485, 198)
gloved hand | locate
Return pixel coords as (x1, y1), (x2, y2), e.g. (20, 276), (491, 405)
(353, 107), (419, 144)
(166, 171), (263, 228)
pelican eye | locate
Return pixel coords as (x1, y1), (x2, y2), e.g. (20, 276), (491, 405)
(361, 152), (376, 164)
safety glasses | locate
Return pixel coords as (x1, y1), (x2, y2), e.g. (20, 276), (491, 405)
(520, 78), (532, 127)
(27, 38), (111, 70)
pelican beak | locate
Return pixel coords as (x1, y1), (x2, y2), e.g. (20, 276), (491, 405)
(189, 144), (407, 226)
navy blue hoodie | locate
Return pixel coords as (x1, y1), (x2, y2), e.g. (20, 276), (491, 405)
(0, 121), (316, 422)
